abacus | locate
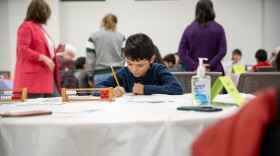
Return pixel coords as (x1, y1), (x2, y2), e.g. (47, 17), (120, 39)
(0, 88), (28, 102)
(61, 87), (115, 102)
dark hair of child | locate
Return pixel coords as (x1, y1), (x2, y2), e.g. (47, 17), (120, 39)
(232, 49), (242, 56)
(255, 49), (268, 62)
(163, 54), (176, 64)
(75, 57), (86, 69)
(124, 33), (154, 61)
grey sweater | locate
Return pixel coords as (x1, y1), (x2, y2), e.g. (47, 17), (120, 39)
(86, 28), (125, 78)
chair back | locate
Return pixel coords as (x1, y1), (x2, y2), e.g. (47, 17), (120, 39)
(257, 66), (277, 72)
(237, 72), (280, 94)
(172, 72), (222, 93)
(261, 89), (280, 156)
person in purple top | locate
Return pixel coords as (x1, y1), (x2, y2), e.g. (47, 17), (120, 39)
(178, 0), (227, 75)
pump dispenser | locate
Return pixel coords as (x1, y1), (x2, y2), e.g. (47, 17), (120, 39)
(191, 58), (211, 106)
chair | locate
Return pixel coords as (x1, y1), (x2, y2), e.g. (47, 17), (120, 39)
(257, 66), (277, 72)
(171, 72), (222, 93)
(237, 72), (280, 94)
(192, 88), (280, 156)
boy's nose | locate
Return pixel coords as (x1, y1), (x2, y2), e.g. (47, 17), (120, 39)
(131, 66), (137, 72)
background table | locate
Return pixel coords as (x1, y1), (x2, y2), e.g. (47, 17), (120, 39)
(0, 94), (239, 156)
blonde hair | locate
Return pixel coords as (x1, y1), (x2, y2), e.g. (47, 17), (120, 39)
(100, 13), (117, 31)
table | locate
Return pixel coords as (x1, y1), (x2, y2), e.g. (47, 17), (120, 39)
(0, 94), (239, 156)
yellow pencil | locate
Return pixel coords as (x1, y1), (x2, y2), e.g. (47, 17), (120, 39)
(110, 66), (120, 87)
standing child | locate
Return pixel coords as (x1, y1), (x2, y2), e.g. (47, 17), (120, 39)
(95, 33), (184, 96)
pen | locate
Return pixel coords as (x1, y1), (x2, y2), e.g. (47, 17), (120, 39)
(110, 66), (120, 87)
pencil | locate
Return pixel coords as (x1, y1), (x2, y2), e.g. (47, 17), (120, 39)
(110, 66), (120, 87)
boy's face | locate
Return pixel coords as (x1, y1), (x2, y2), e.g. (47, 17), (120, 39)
(126, 56), (155, 78)
(164, 61), (174, 68)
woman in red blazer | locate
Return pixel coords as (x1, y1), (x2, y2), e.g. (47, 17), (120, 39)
(14, 0), (62, 98)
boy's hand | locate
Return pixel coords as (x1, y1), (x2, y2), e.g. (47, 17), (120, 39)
(113, 86), (125, 97)
(133, 83), (144, 95)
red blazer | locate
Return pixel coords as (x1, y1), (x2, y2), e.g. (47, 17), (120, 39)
(14, 21), (60, 94)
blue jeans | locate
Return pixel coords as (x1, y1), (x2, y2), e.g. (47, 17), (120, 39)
(94, 73), (113, 85)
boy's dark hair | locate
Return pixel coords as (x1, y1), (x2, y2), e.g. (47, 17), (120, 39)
(75, 57), (86, 69)
(163, 54), (176, 64)
(232, 49), (242, 56)
(255, 49), (268, 62)
(124, 33), (154, 61)
(195, 0), (215, 26)
(25, 0), (51, 24)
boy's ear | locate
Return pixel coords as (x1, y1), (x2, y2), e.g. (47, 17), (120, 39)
(150, 55), (156, 63)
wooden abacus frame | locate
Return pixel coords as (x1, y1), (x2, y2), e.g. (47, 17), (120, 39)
(61, 87), (115, 102)
(0, 88), (28, 102)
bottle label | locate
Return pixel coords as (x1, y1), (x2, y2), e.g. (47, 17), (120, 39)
(192, 78), (211, 105)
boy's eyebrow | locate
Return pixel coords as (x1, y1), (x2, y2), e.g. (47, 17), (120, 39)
(126, 60), (147, 65)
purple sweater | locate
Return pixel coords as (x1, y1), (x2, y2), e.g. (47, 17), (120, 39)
(178, 21), (227, 75)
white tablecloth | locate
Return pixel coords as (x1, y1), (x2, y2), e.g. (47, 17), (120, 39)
(0, 94), (239, 156)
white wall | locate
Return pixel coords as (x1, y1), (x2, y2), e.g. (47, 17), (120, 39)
(264, 0), (280, 53)
(0, 0), (11, 72)
(1, 0), (280, 76)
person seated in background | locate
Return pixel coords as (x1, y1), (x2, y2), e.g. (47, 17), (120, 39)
(231, 49), (244, 66)
(57, 43), (76, 71)
(153, 45), (164, 65)
(95, 33), (184, 96)
(74, 57), (90, 89)
(267, 46), (280, 68)
(59, 70), (78, 89)
(223, 49), (245, 75)
(163, 53), (184, 72)
(276, 51), (280, 71)
(253, 49), (272, 72)
(174, 52), (187, 71)
(57, 44), (78, 88)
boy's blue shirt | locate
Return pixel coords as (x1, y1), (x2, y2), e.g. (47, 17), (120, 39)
(94, 63), (184, 95)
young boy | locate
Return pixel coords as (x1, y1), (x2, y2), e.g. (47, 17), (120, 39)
(231, 49), (244, 66)
(94, 33), (184, 97)
(253, 49), (272, 72)
(163, 53), (184, 72)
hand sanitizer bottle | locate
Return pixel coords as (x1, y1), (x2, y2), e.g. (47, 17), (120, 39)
(191, 58), (211, 106)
